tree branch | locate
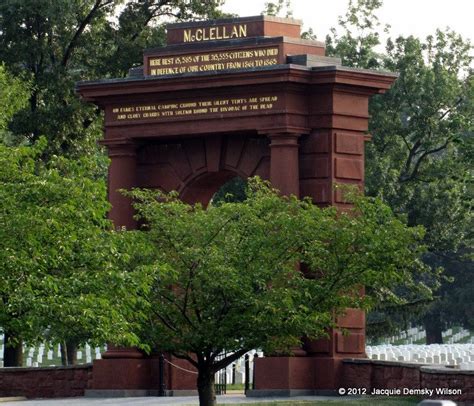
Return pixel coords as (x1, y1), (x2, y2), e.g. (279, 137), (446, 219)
(171, 351), (198, 368)
(61, 0), (113, 67)
(401, 139), (451, 182)
(211, 348), (249, 374)
(399, 139), (421, 182)
(150, 306), (178, 333)
(438, 97), (464, 122)
(156, 290), (195, 328)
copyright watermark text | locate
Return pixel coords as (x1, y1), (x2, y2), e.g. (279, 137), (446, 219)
(338, 387), (462, 396)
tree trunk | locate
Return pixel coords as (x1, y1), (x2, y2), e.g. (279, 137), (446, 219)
(425, 317), (443, 344)
(60, 342), (68, 366)
(3, 331), (23, 367)
(197, 368), (216, 406)
(65, 339), (78, 365)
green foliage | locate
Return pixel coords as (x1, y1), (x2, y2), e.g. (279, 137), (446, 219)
(368, 31), (472, 248)
(119, 178), (434, 404)
(366, 25), (473, 340)
(211, 177), (247, 206)
(262, 0), (293, 18)
(326, 0), (473, 339)
(0, 0), (225, 157)
(325, 0), (389, 69)
(0, 64), (29, 141)
(0, 141), (141, 348)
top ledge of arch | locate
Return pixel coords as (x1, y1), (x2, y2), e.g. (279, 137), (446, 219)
(76, 64), (396, 90)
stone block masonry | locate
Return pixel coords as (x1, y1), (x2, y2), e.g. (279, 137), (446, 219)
(342, 359), (474, 403)
(1, 359), (473, 401)
(0, 365), (92, 398)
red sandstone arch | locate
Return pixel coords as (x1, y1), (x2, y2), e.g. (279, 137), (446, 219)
(77, 14), (396, 396)
(136, 134), (270, 204)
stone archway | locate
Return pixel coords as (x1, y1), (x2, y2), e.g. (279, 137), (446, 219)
(136, 134), (270, 205)
(77, 14), (396, 396)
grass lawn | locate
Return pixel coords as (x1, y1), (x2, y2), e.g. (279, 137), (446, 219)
(227, 384), (245, 390)
(224, 398), (420, 405)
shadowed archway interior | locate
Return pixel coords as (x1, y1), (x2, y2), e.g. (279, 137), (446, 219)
(136, 134), (270, 206)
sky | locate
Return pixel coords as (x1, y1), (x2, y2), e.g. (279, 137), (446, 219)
(220, 0), (474, 43)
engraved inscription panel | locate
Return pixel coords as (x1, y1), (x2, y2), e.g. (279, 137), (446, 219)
(110, 96), (280, 123)
(147, 47), (280, 76)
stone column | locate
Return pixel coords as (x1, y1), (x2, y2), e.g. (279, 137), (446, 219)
(106, 139), (138, 231)
(269, 131), (306, 359)
(100, 138), (143, 361)
(298, 86), (370, 390)
(254, 132), (325, 395)
(268, 132), (300, 197)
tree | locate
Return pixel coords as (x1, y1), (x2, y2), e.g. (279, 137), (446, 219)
(366, 25), (473, 344)
(0, 0), (225, 158)
(262, 0), (293, 18)
(326, 0), (473, 342)
(0, 64), (29, 143)
(0, 0), (227, 363)
(211, 176), (247, 205)
(325, 0), (388, 69)
(121, 179), (435, 406)
(0, 140), (142, 365)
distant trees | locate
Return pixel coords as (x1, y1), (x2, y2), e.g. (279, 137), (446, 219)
(326, 0), (473, 341)
(0, 0), (225, 158)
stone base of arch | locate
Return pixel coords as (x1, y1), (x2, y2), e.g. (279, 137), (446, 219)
(250, 356), (347, 394)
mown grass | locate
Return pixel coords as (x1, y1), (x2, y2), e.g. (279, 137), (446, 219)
(223, 398), (420, 406)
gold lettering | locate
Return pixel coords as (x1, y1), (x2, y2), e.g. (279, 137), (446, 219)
(183, 29), (191, 42)
(222, 26), (230, 39)
(180, 24), (249, 44)
(231, 25), (239, 38)
(113, 96), (278, 121)
(195, 29), (203, 41)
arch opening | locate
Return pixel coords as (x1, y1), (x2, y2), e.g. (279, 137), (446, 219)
(180, 171), (248, 207)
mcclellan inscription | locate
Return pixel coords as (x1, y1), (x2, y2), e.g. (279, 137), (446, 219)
(183, 24), (247, 43)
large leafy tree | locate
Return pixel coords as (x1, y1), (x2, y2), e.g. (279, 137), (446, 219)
(0, 0), (225, 157)
(0, 140), (142, 366)
(326, 0), (473, 342)
(0, 0), (226, 365)
(121, 179), (434, 406)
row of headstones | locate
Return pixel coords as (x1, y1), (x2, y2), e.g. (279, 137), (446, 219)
(366, 343), (474, 370)
(0, 334), (104, 368)
(384, 327), (471, 345)
(22, 343), (103, 367)
(444, 328), (471, 344)
(0, 334), (257, 378)
(387, 327), (426, 343)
